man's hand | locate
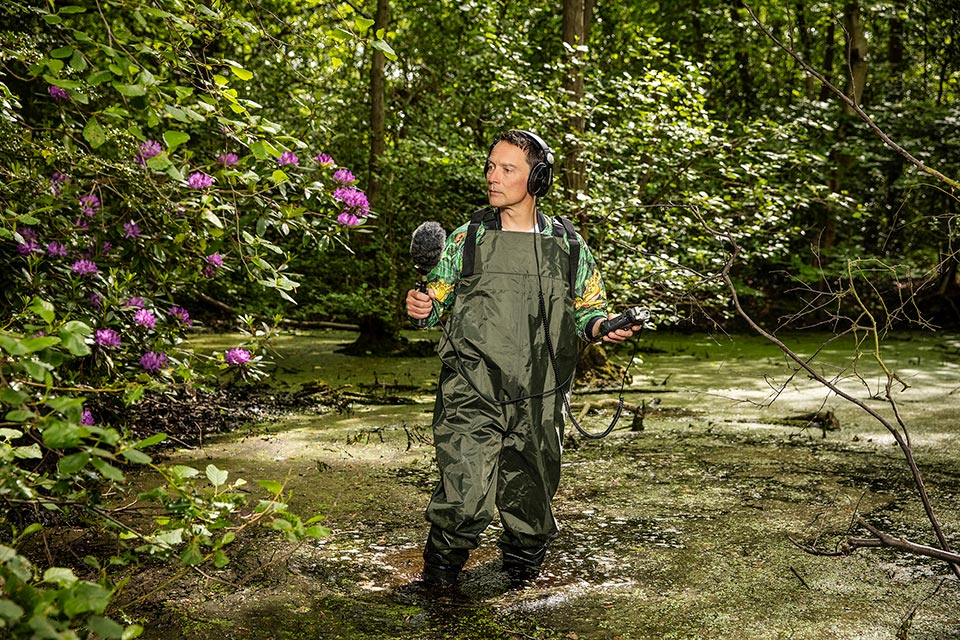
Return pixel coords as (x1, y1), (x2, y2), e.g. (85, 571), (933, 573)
(595, 313), (641, 344)
(406, 288), (434, 321)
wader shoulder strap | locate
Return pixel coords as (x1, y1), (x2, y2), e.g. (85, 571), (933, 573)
(460, 206), (497, 279)
(557, 216), (580, 298)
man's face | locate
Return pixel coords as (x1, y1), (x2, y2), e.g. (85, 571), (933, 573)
(486, 141), (532, 209)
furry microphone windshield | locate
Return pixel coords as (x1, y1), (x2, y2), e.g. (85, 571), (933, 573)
(410, 221), (446, 275)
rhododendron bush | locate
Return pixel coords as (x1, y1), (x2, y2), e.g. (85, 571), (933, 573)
(0, 1), (388, 636)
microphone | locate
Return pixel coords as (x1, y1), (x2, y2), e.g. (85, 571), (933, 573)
(409, 221), (446, 328)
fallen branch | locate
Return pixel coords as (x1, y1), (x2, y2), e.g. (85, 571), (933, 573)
(844, 519), (960, 565)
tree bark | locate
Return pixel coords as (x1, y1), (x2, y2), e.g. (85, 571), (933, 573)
(842, 1), (868, 115)
(368, 0), (389, 209)
(561, 0), (593, 237)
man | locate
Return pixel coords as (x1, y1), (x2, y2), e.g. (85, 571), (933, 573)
(405, 129), (639, 589)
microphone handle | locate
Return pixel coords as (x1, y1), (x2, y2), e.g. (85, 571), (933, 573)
(412, 279), (430, 328)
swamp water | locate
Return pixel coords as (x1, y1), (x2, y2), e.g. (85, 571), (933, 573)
(130, 330), (960, 639)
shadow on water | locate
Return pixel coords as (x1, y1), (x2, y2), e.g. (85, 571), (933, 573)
(131, 330), (960, 640)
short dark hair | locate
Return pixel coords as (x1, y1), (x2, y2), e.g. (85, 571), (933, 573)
(490, 130), (546, 170)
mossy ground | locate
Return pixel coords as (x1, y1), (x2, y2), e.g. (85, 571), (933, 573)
(123, 330), (960, 639)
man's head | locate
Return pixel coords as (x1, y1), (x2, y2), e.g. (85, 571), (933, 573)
(485, 130), (554, 202)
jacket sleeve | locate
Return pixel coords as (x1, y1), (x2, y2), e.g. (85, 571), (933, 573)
(422, 223), (471, 327)
(573, 234), (608, 341)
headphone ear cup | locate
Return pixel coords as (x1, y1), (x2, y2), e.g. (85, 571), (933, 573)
(527, 162), (552, 197)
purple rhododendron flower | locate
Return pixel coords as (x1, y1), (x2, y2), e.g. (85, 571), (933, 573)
(124, 221), (141, 239)
(49, 85), (68, 100)
(95, 328), (121, 348)
(51, 172), (70, 195)
(141, 351), (168, 372)
(217, 153), (239, 166)
(134, 308), (155, 329)
(71, 259), (98, 275)
(102, 241), (113, 254)
(315, 153), (334, 166)
(136, 140), (162, 164)
(89, 293), (103, 309)
(47, 242), (67, 256)
(337, 212), (360, 226)
(80, 194), (100, 218)
(80, 409), (95, 426)
(333, 168), (355, 184)
(125, 297), (145, 309)
(17, 240), (39, 255)
(168, 306), (192, 327)
(206, 253), (223, 267)
(278, 151), (299, 167)
(187, 172), (214, 189)
(333, 187), (370, 215)
(224, 347), (251, 366)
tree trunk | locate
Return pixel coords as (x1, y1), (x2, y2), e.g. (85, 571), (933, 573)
(561, 0), (593, 237)
(368, 0), (388, 209)
(842, 1), (868, 115)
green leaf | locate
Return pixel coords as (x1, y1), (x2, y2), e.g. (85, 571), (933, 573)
(122, 623), (144, 640)
(163, 105), (189, 123)
(121, 449), (152, 464)
(354, 16), (375, 33)
(146, 153), (172, 170)
(371, 39), (397, 61)
(29, 297), (55, 324)
(114, 83), (146, 97)
(162, 130), (190, 152)
(271, 169), (288, 183)
(42, 420), (85, 448)
(59, 322), (91, 356)
(0, 387), (29, 406)
(133, 433), (167, 448)
(5, 410), (36, 422)
(50, 46), (74, 59)
(59, 6), (87, 14)
(202, 211), (223, 229)
(21, 359), (51, 382)
(229, 65), (253, 81)
(43, 567), (78, 586)
(13, 444), (42, 459)
(62, 582), (111, 616)
(305, 525), (331, 538)
(256, 479), (283, 494)
(180, 542), (204, 566)
(213, 550), (229, 568)
(205, 464), (228, 487)
(170, 465), (198, 479)
(83, 116), (106, 148)
(250, 140), (268, 160)
(88, 616), (125, 639)
(91, 457), (125, 482)
(0, 599), (25, 623)
(87, 69), (114, 85)
(20, 336), (60, 353)
(58, 452), (91, 474)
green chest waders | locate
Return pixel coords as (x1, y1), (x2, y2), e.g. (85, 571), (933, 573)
(423, 224), (579, 580)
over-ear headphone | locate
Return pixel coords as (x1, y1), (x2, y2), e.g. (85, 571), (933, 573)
(487, 130), (555, 198)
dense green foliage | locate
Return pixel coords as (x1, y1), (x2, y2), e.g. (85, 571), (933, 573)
(2, 0), (959, 637)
